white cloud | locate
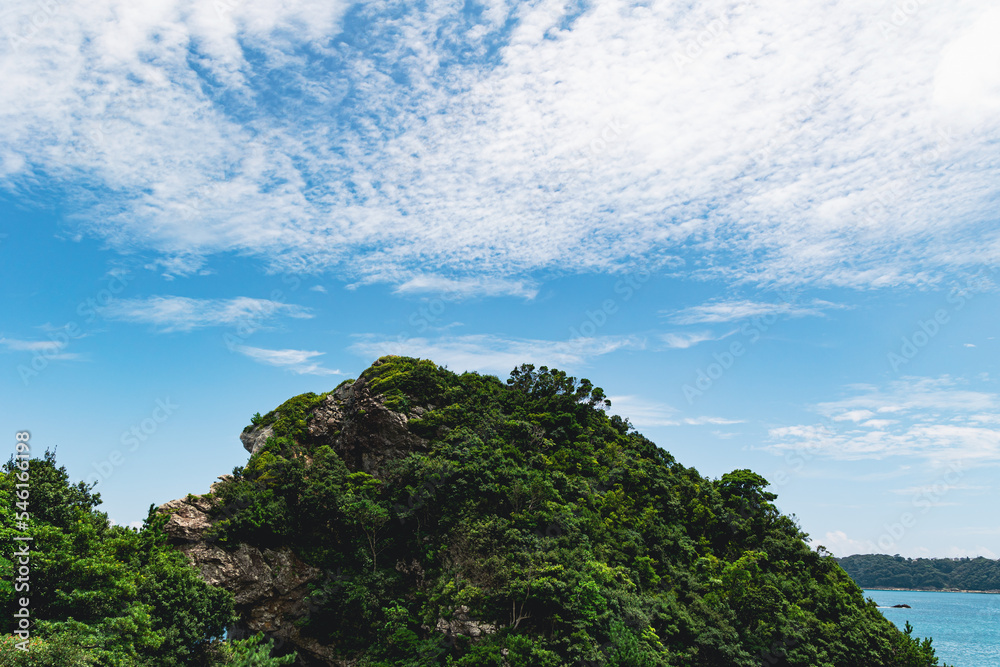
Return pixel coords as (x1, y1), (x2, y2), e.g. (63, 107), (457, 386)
(940, 545), (999, 559)
(818, 532), (998, 559)
(607, 395), (679, 427)
(817, 530), (874, 557)
(392, 275), (538, 300)
(660, 331), (720, 349)
(684, 416), (744, 426)
(818, 377), (998, 418)
(235, 345), (341, 376)
(668, 299), (845, 325)
(767, 376), (1000, 463)
(310, 285), (327, 293)
(101, 296), (312, 332)
(0, 337), (65, 353)
(0, 337), (82, 360)
(860, 419), (895, 429)
(684, 417), (743, 426)
(833, 409), (875, 423)
(607, 395), (743, 428)
(932, 7), (1000, 121)
(888, 483), (986, 497)
(0, 1), (997, 287)
(350, 333), (644, 374)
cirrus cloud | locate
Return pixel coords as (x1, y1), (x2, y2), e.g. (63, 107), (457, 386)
(1, 1), (997, 289)
(100, 296), (312, 332)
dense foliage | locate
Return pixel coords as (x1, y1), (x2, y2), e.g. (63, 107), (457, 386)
(0, 452), (294, 666)
(206, 356), (946, 666)
(838, 554), (1000, 591)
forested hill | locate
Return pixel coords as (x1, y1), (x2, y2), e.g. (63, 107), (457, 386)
(2, 357), (949, 665)
(838, 554), (1000, 592)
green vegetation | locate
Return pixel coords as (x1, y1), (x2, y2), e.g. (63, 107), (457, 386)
(249, 391), (332, 440)
(0, 452), (296, 666)
(839, 554), (1000, 591)
(1, 357), (949, 665)
(206, 356), (947, 666)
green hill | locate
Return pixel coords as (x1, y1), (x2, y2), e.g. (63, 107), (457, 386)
(2, 357), (947, 666)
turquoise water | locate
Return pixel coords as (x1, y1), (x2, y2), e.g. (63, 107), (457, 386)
(864, 589), (1000, 667)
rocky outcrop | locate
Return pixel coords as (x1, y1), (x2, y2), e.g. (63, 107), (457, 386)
(239, 369), (428, 477)
(433, 605), (498, 639)
(240, 424), (275, 456)
(161, 364), (436, 664)
(159, 493), (337, 665)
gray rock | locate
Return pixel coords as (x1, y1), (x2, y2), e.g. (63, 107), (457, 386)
(159, 493), (339, 664)
(240, 424), (275, 455)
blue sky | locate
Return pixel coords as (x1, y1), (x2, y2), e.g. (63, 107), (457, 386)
(1, 0), (999, 558)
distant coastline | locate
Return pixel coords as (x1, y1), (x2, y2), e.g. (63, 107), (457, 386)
(839, 554), (1000, 593)
(865, 587), (1000, 595)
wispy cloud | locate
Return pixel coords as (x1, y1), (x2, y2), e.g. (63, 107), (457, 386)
(816, 377), (998, 417)
(767, 377), (1000, 464)
(0, 337), (81, 360)
(821, 528), (1000, 559)
(1, 337), (65, 353)
(350, 333), (643, 374)
(668, 299), (846, 325)
(1, 2), (997, 287)
(101, 296), (312, 332)
(660, 331), (722, 349)
(888, 483), (986, 496)
(607, 395), (679, 427)
(393, 275), (538, 300)
(817, 530), (875, 557)
(683, 416), (744, 426)
(607, 395), (743, 428)
(235, 345), (341, 376)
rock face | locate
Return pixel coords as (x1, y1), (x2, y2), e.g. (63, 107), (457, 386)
(160, 367), (432, 665)
(240, 424), (274, 456)
(239, 370), (428, 476)
(159, 493), (337, 665)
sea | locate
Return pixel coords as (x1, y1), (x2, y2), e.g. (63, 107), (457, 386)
(865, 589), (1000, 667)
